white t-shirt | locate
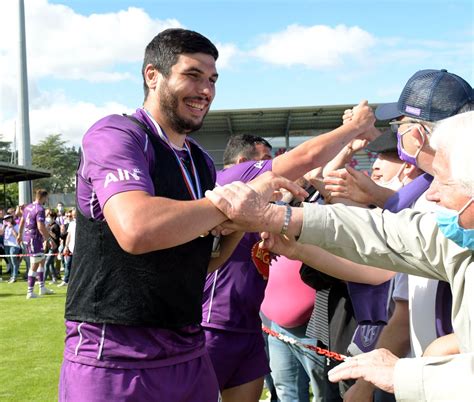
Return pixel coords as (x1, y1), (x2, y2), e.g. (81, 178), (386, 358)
(67, 220), (76, 253)
(3, 224), (19, 247)
(409, 190), (447, 357)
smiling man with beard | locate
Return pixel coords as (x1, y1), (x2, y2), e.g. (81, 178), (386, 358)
(58, 29), (303, 402)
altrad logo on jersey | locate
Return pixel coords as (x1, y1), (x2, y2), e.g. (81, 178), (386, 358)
(104, 168), (141, 188)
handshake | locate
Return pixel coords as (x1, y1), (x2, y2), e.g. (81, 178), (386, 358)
(205, 171), (308, 236)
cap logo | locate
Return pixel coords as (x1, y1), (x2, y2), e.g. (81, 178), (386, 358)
(405, 105), (421, 116)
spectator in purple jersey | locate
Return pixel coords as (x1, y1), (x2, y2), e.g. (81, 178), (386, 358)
(58, 29), (305, 402)
(202, 101), (378, 401)
(17, 189), (54, 299)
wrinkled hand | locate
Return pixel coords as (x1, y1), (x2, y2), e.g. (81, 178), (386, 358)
(324, 165), (379, 205)
(205, 172), (308, 233)
(260, 232), (299, 260)
(328, 349), (398, 394)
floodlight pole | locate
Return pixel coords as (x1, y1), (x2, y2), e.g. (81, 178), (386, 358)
(17, 0), (33, 205)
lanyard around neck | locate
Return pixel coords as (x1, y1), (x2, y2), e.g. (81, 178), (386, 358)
(144, 110), (202, 200)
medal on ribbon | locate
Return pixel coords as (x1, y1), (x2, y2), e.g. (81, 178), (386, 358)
(251, 241), (271, 279)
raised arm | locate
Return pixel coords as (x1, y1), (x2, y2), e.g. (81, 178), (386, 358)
(271, 101), (377, 181)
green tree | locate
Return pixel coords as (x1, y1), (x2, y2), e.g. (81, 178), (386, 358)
(0, 134), (14, 163)
(32, 134), (80, 193)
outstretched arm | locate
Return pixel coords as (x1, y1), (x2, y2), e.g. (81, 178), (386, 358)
(260, 233), (394, 285)
(272, 101), (377, 181)
(104, 191), (227, 254)
(324, 165), (395, 207)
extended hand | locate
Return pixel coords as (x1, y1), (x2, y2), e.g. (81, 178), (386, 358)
(205, 172), (307, 233)
(343, 101), (380, 142)
(328, 349), (398, 394)
(260, 232), (299, 260)
(324, 165), (383, 206)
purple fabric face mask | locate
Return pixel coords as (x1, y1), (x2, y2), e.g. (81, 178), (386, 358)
(397, 126), (425, 167)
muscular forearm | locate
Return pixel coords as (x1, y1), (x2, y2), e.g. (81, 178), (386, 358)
(272, 121), (365, 181)
(104, 192), (228, 254)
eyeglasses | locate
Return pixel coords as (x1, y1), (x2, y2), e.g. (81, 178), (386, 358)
(389, 119), (430, 134)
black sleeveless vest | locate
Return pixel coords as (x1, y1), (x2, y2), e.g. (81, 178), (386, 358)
(65, 116), (215, 328)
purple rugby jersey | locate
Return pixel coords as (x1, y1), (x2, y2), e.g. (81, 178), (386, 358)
(202, 159), (273, 333)
(22, 202), (46, 254)
(77, 108), (215, 221)
(65, 108), (216, 369)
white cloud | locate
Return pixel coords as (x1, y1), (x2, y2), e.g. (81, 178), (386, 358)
(252, 24), (376, 68)
(1, 97), (134, 148)
(0, 0), (239, 148)
(215, 42), (241, 70)
(0, 0), (182, 82)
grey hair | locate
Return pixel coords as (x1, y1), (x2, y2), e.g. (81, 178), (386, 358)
(430, 111), (474, 196)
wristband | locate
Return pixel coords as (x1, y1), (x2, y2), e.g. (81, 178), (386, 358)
(280, 204), (292, 236)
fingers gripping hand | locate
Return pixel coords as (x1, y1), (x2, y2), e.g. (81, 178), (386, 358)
(328, 349), (398, 394)
(205, 181), (258, 222)
(260, 232), (297, 259)
(342, 108), (353, 125)
(351, 100), (376, 139)
(247, 172), (308, 202)
(324, 168), (350, 199)
(324, 166), (375, 204)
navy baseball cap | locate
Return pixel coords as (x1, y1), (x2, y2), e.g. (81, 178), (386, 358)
(366, 129), (398, 153)
(375, 69), (473, 122)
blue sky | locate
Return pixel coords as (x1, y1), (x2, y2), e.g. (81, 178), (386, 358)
(0, 0), (472, 146)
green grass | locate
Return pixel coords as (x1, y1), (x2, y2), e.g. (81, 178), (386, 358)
(0, 269), (274, 401)
(0, 270), (67, 402)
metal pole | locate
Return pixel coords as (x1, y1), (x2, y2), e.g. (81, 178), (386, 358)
(17, 0), (32, 205)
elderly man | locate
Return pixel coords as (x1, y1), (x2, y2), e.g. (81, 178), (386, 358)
(205, 111), (474, 401)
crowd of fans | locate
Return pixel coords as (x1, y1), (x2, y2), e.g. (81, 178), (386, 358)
(203, 68), (473, 402)
(2, 60), (472, 401)
(0, 202), (76, 287)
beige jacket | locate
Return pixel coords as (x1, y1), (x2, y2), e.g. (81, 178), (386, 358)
(298, 203), (474, 401)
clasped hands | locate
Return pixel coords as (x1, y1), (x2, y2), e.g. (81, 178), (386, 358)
(205, 172), (306, 245)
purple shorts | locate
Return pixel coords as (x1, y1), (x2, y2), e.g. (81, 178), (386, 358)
(59, 352), (219, 402)
(204, 328), (270, 390)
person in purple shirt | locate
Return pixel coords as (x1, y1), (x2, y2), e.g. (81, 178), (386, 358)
(59, 29), (304, 402)
(202, 100), (379, 401)
(17, 189), (54, 299)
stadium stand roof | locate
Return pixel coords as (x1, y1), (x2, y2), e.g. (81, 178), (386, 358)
(0, 162), (51, 184)
(195, 103), (388, 169)
(196, 103), (387, 138)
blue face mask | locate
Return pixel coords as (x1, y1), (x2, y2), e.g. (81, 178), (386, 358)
(436, 197), (474, 250)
